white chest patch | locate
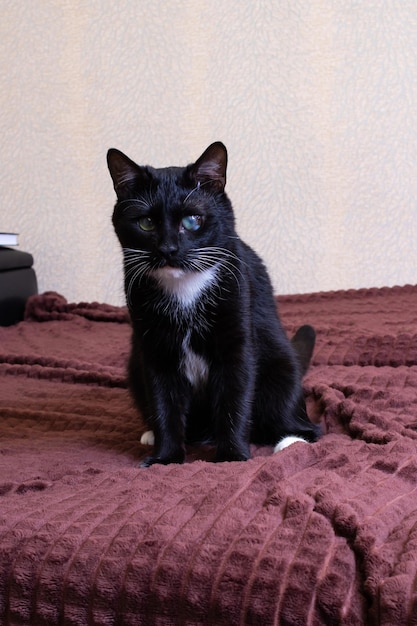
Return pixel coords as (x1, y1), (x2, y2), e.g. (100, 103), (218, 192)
(182, 332), (209, 388)
(151, 266), (217, 308)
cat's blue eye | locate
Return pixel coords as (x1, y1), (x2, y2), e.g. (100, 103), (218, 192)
(138, 217), (155, 232)
(181, 215), (203, 232)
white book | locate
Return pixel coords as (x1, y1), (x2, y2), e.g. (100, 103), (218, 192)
(0, 232), (19, 246)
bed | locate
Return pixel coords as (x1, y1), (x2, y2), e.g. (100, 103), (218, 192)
(1, 285), (417, 625)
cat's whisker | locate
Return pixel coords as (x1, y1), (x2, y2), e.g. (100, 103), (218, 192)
(118, 193), (155, 213)
(183, 178), (223, 206)
(122, 248), (153, 305)
(126, 264), (151, 305)
(189, 246), (244, 291)
(198, 246), (250, 269)
(123, 248), (150, 262)
(123, 247), (149, 255)
(183, 183), (201, 205)
(115, 174), (135, 188)
(124, 255), (145, 267)
(123, 260), (150, 275)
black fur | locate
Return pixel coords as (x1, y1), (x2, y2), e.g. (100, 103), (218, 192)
(108, 142), (320, 466)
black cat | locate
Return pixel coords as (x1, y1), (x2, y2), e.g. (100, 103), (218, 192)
(108, 142), (320, 466)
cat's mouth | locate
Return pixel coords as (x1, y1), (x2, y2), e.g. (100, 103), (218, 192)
(149, 264), (218, 306)
(154, 266), (187, 280)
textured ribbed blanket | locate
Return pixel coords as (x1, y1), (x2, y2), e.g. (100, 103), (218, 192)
(1, 286), (417, 625)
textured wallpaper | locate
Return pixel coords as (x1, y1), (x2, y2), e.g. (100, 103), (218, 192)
(1, 1), (416, 305)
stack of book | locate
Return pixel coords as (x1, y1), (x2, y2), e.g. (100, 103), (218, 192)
(0, 233), (38, 325)
(0, 232), (19, 247)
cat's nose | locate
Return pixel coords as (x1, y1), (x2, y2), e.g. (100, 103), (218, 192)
(158, 242), (179, 263)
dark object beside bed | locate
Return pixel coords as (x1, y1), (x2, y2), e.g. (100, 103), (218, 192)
(1, 285), (417, 625)
(0, 247), (38, 326)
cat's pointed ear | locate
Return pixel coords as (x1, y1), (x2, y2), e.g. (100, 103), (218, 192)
(190, 142), (227, 191)
(107, 149), (147, 200)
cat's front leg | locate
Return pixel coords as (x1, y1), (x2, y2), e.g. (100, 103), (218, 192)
(140, 446), (185, 467)
(129, 344), (188, 467)
(210, 361), (254, 463)
(139, 373), (189, 467)
(215, 439), (250, 463)
(140, 419), (186, 467)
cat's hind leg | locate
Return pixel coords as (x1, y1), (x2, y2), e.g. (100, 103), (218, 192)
(274, 435), (308, 452)
(251, 355), (321, 447)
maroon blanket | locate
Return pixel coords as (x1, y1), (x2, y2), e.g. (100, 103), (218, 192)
(1, 286), (417, 625)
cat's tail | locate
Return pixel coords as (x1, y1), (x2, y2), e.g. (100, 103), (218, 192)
(291, 324), (316, 375)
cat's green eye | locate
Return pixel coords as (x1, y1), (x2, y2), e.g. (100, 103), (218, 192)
(181, 215), (203, 232)
(138, 217), (155, 232)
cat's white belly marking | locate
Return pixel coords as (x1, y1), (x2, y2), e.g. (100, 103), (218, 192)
(151, 266), (217, 308)
(182, 332), (209, 388)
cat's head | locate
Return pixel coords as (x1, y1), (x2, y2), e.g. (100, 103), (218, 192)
(108, 143), (237, 297)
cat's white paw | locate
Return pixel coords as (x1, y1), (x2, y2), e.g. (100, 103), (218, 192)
(140, 430), (155, 446)
(274, 436), (308, 453)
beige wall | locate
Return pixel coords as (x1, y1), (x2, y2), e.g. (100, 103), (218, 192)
(1, 1), (416, 306)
